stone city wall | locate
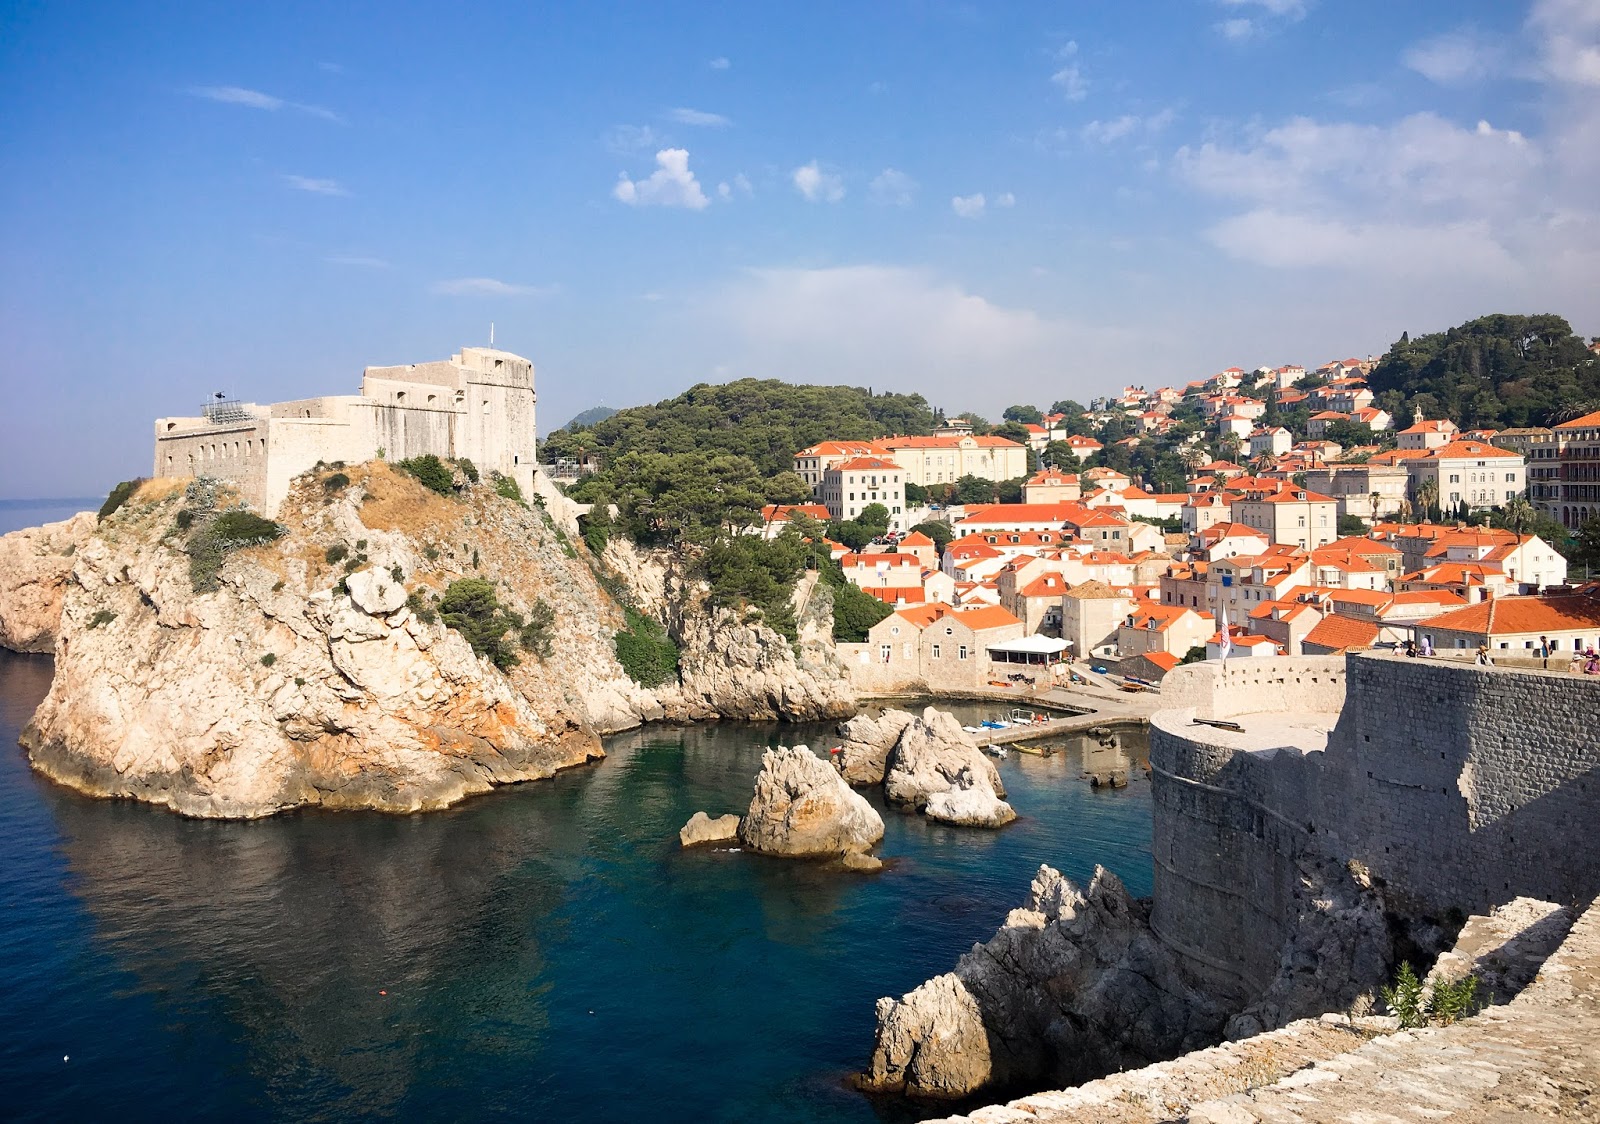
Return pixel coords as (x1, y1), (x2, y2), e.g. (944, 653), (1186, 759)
(1149, 653), (1600, 1000)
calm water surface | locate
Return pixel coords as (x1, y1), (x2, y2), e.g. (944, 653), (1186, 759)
(0, 653), (1151, 1122)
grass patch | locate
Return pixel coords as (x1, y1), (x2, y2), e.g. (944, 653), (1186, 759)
(323, 472), (350, 494)
(87, 609), (117, 630)
(260, 653), (277, 667)
(325, 544), (349, 564)
(187, 510), (286, 593)
(491, 472), (527, 507)
(406, 589), (437, 624)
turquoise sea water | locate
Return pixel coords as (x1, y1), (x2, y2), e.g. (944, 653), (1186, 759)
(0, 652), (1151, 1122)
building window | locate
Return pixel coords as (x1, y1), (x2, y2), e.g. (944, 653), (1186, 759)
(879, 645), (892, 663)
(958, 645), (968, 660)
(932, 644), (942, 659)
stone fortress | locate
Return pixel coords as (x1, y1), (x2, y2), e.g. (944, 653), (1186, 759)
(152, 346), (537, 515)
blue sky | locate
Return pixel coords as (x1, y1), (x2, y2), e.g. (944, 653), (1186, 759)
(2, 0), (1598, 498)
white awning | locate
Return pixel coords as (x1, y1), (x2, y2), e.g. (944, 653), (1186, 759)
(987, 636), (1071, 656)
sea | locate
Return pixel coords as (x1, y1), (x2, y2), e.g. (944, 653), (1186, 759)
(0, 652), (1152, 1123)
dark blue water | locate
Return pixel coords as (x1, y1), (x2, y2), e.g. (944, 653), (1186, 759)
(0, 652), (1151, 1122)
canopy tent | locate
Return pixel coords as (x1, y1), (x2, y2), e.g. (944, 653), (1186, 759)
(987, 635), (1071, 665)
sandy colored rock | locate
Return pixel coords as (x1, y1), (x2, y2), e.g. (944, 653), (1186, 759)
(861, 865), (1227, 1100)
(835, 708), (916, 786)
(0, 511), (96, 652)
(883, 707), (1006, 809)
(21, 468), (667, 818)
(679, 811), (740, 848)
(925, 766), (1016, 827)
(738, 746), (884, 857)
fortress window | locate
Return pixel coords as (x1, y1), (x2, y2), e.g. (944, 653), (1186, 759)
(483, 400), (491, 413)
(428, 394), (437, 405)
(396, 391), (406, 402)
(166, 422), (176, 431)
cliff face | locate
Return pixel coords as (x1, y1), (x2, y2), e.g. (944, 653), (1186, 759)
(603, 538), (857, 723)
(21, 468), (663, 818)
(18, 466), (862, 817)
(0, 512), (97, 652)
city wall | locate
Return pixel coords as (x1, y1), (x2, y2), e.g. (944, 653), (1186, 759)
(1149, 653), (1600, 1004)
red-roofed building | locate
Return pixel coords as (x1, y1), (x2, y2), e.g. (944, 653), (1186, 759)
(1405, 439), (1525, 516)
(820, 456), (906, 528)
(839, 551), (924, 592)
(1230, 487), (1339, 549)
(851, 602), (1030, 694)
(1414, 592), (1600, 657)
(1301, 613), (1381, 655)
(880, 434), (1029, 487)
(793, 441), (892, 492)
(1397, 414), (1460, 451)
(1117, 603), (1213, 661)
(758, 503), (832, 539)
(1023, 467), (1082, 504)
(1554, 409), (1600, 528)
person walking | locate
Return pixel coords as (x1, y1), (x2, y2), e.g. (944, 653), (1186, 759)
(1538, 635), (1551, 670)
(1476, 644), (1492, 666)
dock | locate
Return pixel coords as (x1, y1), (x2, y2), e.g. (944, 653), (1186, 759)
(969, 712), (1148, 748)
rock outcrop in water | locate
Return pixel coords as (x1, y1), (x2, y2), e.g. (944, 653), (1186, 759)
(17, 466), (864, 818)
(0, 512), (96, 653)
(679, 811), (740, 848)
(837, 706), (1014, 827)
(860, 865), (1225, 1100)
(738, 746), (884, 858)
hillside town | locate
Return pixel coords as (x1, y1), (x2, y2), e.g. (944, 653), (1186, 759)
(757, 355), (1600, 693)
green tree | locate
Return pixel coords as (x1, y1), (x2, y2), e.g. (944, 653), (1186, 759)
(909, 521), (953, 551)
(858, 503), (890, 535)
(904, 481), (928, 505)
(439, 579), (521, 670)
(830, 580), (894, 642)
(1042, 443), (1081, 470)
(953, 475), (998, 505)
(1003, 404), (1043, 425)
(1050, 399), (1087, 417)
(1575, 516), (1600, 573)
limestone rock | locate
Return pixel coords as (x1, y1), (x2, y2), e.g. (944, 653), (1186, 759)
(838, 851), (884, 873)
(0, 512), (96, 652)
(1425, 896), (1574, 1005)
(925, 766), (1016, 827)
(883, 706), (1006, 809)
(738, 746), (884, 857)
(835, 708), (916, 786)
(664, 606), (857, 723)
(860, 864), (1227, 1099)
(345, 567), (406, 615)
(679, 811), (740, 848)
(21, 468), (662, 818)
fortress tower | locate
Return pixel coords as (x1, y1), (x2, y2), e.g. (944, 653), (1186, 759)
(152, 347), (537, 514)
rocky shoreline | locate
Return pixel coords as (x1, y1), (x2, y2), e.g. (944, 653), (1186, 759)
(0, 466), (861, 818)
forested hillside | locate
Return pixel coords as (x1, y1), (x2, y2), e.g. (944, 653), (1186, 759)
(1368, 314), (1599, 428)
(541, 379), (936, 477)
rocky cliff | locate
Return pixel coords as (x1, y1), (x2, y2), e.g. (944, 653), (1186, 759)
(0, 512), (96, 652)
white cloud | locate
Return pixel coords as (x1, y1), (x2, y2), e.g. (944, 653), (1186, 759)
(282, 174), (348, 196)
(603, 124), (662, 155)
(614, 148), (711, 210)
(187, 85), (342, 122)
(1216, 18), (1256, 41)
(995, 192), (1016, 207)
(190, 85), (282, 110)
(1082, 115), (1140, 143)
(1530, 0), (1600, 86)
(1051, 63), (1088, 100)
(951, 193), (986, 218)
(869, 168), (918, 206)
(716, 174), (753, 201)
(1403, 29), (1503, 84)
(1204, 210), (1520, 278)
(431, 278), (555, 297)
(318, 61), (344, 74)
(667, 107), (731, 127)
(694, 265), (1132, 412)
(709, 56), (731, 70)
(792, 161), (845, 203)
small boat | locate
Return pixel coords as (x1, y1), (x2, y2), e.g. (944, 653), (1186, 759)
(963, 725), (985, 734)
(980, 719), (1011, 730)
(983, 745), (1009, 759)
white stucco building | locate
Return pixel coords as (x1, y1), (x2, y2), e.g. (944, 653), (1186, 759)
(153, 347), (538, 515)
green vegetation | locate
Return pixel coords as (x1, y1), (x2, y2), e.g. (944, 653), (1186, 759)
(580, 508), (611, 555)
(519, 600), (556, 658)
(174, 509), (195, 531)
(185, 508), (286, 593)
(703, 532), (811, 641)
(614, 607), (679, 686)
(909, 521), (953, 552)
(98, 479), (144, 522)
(395, 454), (456, 496)
(564, 404), (619, 430)
(323, 472), (350, 494)
(405, 588), (437, 624)
(1181, 646), (1207, 665)
(438, 578), (522, 671)
(490, 472), (527, 507)
(456, 458), (480, 484)
(1369, 314), (1600, 428)
(1380, 962), (1485, 1028)
(1337, 514), (1368, 536)
(260, 653), (277, 668)
(87, 609), (117, 630)
(325, 544), (348, 564)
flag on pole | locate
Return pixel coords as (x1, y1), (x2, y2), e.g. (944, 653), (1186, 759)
(1218, 602), (1232, 663)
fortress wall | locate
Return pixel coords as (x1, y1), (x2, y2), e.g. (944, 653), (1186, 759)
(1324, 654), (1600, 915)
(1149, 653), (1600, 1001)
